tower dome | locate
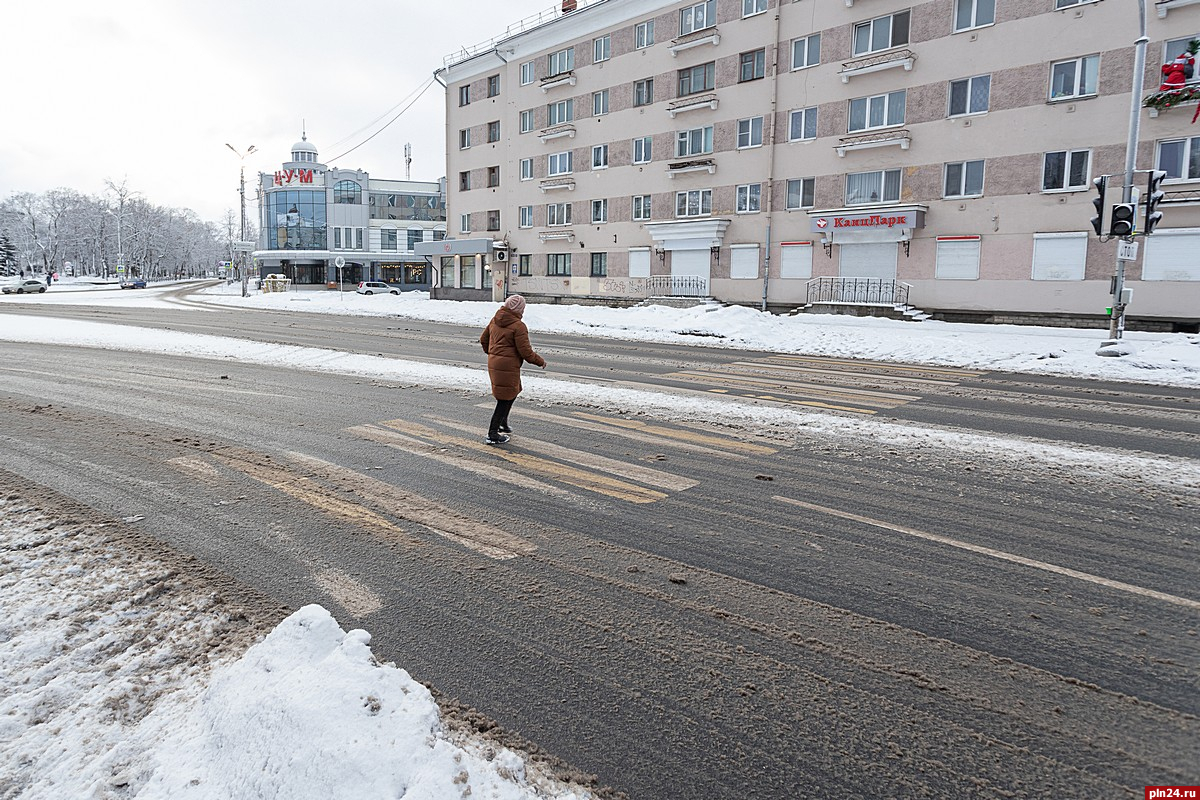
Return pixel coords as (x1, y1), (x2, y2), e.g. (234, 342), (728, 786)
(290, 134), (319, 164)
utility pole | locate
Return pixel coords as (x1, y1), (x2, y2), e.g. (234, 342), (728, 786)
(226, 143), (257, 297)
(1106, 0), (1149, 344)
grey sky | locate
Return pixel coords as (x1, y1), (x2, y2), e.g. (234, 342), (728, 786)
(2, 0), (551, 222)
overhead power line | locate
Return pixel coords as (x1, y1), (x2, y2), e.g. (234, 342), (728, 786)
(327, 77), (438, 164)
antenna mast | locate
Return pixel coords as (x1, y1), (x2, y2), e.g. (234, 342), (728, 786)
(405, 143), (412, 181)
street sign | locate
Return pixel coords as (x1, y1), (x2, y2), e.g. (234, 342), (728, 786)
(1117, 240), (1139, 262)
(334, 256), (346, 268)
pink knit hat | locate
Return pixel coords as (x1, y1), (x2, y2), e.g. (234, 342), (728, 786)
(503, 294), (527, 315)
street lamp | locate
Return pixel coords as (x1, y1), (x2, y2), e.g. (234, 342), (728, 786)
(226, 143), (257, 295)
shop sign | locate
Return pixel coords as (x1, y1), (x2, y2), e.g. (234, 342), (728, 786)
(811, 211), (920, 233)
(274, 168), (316, 186)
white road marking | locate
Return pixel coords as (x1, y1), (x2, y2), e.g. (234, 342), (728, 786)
(775, 495), (1200, 610)
(312, 568), (383, 618)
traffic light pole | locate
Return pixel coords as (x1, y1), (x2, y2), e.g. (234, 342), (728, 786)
(1107, 0), (1148, 343)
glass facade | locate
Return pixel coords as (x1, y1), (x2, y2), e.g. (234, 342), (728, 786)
(265, 190), (327, 250)
(369, 193), (447, 221)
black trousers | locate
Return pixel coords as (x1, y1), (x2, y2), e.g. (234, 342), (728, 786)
(489, 398), (514, 435)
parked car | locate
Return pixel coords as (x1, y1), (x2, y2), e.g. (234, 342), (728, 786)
(120, 279), (147, 289)
(356, 281), (398, 295)
(2, 279), (48, 294)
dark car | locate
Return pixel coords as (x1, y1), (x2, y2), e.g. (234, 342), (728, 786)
(120, 279), (147, 289)
(2, 279), (48, 294)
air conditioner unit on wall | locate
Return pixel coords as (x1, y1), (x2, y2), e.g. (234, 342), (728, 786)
(493, 247), (508, 261)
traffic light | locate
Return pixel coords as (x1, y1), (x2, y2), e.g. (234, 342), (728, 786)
(1109, 202), (1137, 237)
(1145, 169), (1166, 235)
(1090, 175), (1107, 237)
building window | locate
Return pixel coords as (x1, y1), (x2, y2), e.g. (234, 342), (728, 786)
(333, 227), (342, 249)
(518, 254), (532, 276)
(936, 237), (981, 280)
(520, 61), (535, 85)
(433, 229), (446, 241)
(739, 49), (766, 82)
(954, 0), (994, 31)
(459, 128), (471, 149)
(441, 256), (456, 287)
(1050, 55), (1100, 100)
(547, 253), (572, 276)
(849, 90), (906, 132)
(680, 0), (716, 35)
(1042, 149), (1091, 191)
(786, 178), (815, 209)
(788, 107), (818, 141)
(949, 75), (991, 116)
(1055, 0), (1097, 7)
(635, 19), (654, 48)
(737, 116), (764, 149)
(633, 136), (652, 164)
(520, 158), (534, 181)
(487, 210), (500, 231)
(736, 183), (762, 213)
(676, 126), (714, 157)
(592, 199), (609, 223)
(407, 228), (423, 250)
(459, 171), (471, 191)
(590, 252), (608, 277)
(381, 228), (397, 251)
(634, 78), (654, 107)
(1157, 136), (1200, 180)
(487, 74), (500, 97)
(548, 99), (574, 125)
(333, 180), (362, 204)
(459, 85), (471, 106)
(743, 0), (767, 17)
(780, 243), (813, 279)
(460, 257), (477, 289)
(593, 89), (610, 116)
(547, 202), (572, 226)
(592, 144), (609, 169)
(731, 244), (759, 279)
(944, 160), (985, 197)
(853, 11), (910, 56)
(487, 120), (501, 142)
(846, 169), (901, 205)
(459, 213), (470, 233)
(487, 166), (500, 188)
(676, 189), (712, 217)
(548, 151), (573, 176)
(678, 62), (716, 96)
(594, 35), (611, 63)
(792, 33), (820, 70)
(519, 205), (533, 228)
(632, 194), (652, 221)
(1032, 233), (1087, 281)
(520, 110), (535, 134)
(548, 47), (575, 77)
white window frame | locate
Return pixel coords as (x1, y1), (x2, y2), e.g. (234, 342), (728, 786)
(459, 213), (470, 234)
(739, 49), (766, 83)
(593, 89), (610, 116)
(680, 0), (716, 35)
(548, 151), (574, 176)
(786, 178), (815, 210)
(676, 189), (713, 217)
(1041, 149), (1091, 192)
(948, 74), (991, 117)
(935, 237), (982, 280)
(944, 160), (985, 198)
(1156, 136), (1200, 181)
(459, 85), (471, 106)
(736, 183), (762, 213)
(737, 116), (764, 149)
(633, 135), (652, 164)
(791, 33), (820, 70)
(548, 47), (575, 77)
(459, 128), (471, 149)
(742, 0), (768, 17)
(852, 11), (910, 56)
(632, 194), (652, 221)
(845, 168), (902, 205)
(519, 205), (533, 228)
(520, 158), (533, 181)
(548, 99), (574, 126)
(788, 107), (818, 141)
(592, 198), (609, 223)
(635, 20), (654, 49)
(547, 202), (573, 227)
(520, 61), (535, 86)
(848, 90), (906, 133)
(1031, 232), (1087, 281)
(676, 126), (714, 158)
(592, 144), (609, 169)
(594, 35), (611, 63)
(954, 0), (995, 32)
(634, 78), (654, 107)
(1049, 55), (1100, 101)
(520, 110), (535, 134)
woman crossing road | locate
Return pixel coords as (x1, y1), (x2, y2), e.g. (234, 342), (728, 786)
(479, 294), (545, 445)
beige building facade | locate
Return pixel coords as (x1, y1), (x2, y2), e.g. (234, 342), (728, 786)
(437, 0), (1200, 329)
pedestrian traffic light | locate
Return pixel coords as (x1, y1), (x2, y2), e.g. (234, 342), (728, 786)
(1109, 202), (1137, 237)
(1090, 175), (1107, 237)
(1145, 169), (1166, 235)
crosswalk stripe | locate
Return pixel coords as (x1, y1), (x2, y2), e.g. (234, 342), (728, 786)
(671, 368), (916, 407)
(767, 354), (986, 379)
(570, 412), (778, 455)
(725, 392), (879, 415)
(728, 360), (966, 387)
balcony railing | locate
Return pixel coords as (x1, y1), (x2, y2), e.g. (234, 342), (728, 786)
(806, 277), (910, 306)
(647, 275), (709, 297)
(839, 49), (916, 83)
(836, 129), (911, 157)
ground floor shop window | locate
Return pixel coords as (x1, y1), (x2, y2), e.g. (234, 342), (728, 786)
(1142, 229), (1200, 281)
(1031, 233), (1087, 280)
(935, 236), (981, 280)
(440, 257), (455, 288)
(779, 242), (813, 278)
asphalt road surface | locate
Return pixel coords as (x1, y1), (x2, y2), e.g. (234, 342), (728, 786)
(1, 288), (1197, 798)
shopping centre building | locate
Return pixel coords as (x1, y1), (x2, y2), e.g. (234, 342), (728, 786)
(253, 136), (447, 288)
(436, 0), (1200, 328)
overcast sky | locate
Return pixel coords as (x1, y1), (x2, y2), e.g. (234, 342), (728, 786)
(2, 0), (553, 223)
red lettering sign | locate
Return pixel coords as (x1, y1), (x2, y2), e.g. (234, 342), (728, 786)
(273, 168), (315, 187)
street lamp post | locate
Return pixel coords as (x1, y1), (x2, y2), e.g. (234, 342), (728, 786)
(226, 143), (257, 297)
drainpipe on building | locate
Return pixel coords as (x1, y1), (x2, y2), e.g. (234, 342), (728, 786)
(761, 2), (784, 312)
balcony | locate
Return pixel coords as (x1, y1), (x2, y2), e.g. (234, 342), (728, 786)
(669, 28), (720, 57)
(667, 158), (716, 177)
(1143, 79), (1200, 118)
(668, 93), (718, 118)
(836, 129), (911, 157)
(541, 71), (576, 91)
(838, 49), (916, 83)
(539, 177), (576, 192)
(538, 124), (576, 142)
(538, 229), (575, 242)
(1156, 0), (1200, 16)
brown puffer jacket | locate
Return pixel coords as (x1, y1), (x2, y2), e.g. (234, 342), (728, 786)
(479, 307), (545, 400)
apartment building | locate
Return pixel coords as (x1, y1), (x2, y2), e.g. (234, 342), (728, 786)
(254, 136), (448, 288)
(437, 0), (1200, 328)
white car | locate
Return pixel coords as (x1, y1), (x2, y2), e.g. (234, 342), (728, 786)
(356, 281), (398, 295)
(2, 279), (48, 294)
